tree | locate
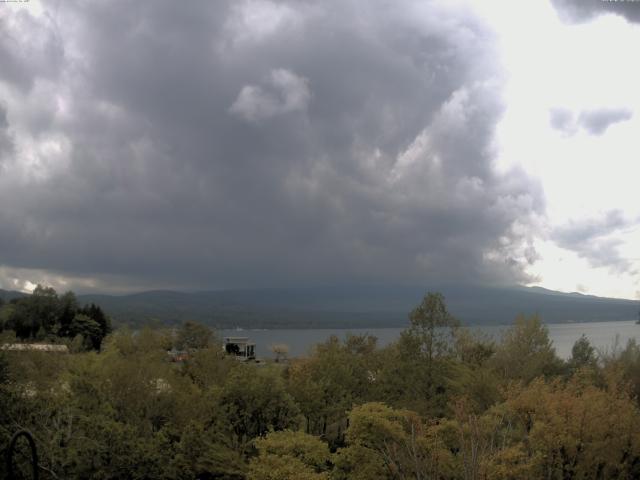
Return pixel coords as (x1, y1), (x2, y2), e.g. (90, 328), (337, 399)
(600, 338), (640, 402)
(491, 378), (640, 479)
(0, 286), (111, 350)
(376, 293), (460, 416)
(334, 402), (454, 480)
(406, 292), (459, 363)
(58, 291), (79, 337)
(170, 422), (246, 479)
(248, 455), (328, 480)
(218, 365), (300, 451)
(78, 302), (112, 344)
(490, 315), (563, 383)
(287, 335), (377, 440)
(454, 329), (495, 367)
(70, 314), (103, 351)
(568, 334), (597, 373)
(248, 430), (330, 480)
(175, 320), (214, 350)
(180, 345), (236, 390)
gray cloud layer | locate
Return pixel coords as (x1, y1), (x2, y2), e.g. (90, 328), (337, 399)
(552, 0), (640, 23)
(0, 0), (544, 292)
(578, 108), (634, 135)
(554, 211), (636, 274)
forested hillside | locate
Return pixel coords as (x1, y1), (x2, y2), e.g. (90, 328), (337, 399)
(77, 285), (639, 329)
(3, 293), (640, 479)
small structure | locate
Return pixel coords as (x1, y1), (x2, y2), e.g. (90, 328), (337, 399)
(223, 336), (256, 360)
(167, 348), (190, 362)
(1, 343), (69, 353)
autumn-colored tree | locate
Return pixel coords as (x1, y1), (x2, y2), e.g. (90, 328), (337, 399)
(480, 378), (640, 479)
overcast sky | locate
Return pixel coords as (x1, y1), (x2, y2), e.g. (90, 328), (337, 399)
(0, 0), (638, 298)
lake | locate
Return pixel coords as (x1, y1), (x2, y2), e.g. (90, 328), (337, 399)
(222, 320), (640, 360)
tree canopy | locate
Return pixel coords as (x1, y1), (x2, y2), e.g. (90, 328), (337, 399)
(0, 285), (111, 351)
(3, 291), (640, 479)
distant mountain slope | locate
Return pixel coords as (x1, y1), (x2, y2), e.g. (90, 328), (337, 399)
(77, 285), (640, 329)
(0, 288), (28, 302)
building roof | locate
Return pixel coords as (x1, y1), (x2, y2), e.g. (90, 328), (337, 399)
(224, 337), (255, 345)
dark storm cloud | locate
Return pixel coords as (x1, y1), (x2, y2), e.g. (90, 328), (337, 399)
(554, 211), (635, 273)
(0, 0), (544, 292)
(549, 107), (633, 136)
(551, 0), (640, 23)
(0, 105), (13, 164)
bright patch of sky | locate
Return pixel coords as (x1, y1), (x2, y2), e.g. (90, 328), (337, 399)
(473, 0), (640, 299)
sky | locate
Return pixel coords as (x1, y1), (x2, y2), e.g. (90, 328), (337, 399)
(0, 0), (638, 298)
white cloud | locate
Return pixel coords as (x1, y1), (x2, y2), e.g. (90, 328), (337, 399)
(229, 68), (310, 122)
(222, 0), (304, 48)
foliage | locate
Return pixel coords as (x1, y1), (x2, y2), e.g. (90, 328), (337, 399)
(176, 320), (215, 350)
(335, 402), (455, 479)
(490, 314), (563, 383)
(3, 290), (640, 479)
(218, 365), (300, 451)
(0, 285), (112, 350)
(287, 334), (379, 441)
(406, 292), (459, 361)
(373, 293), (461, 417)
(248, 430), (331, 480)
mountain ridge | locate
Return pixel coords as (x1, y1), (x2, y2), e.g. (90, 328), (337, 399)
(3, 285), (637, 329)
(69, 285), (640, 329)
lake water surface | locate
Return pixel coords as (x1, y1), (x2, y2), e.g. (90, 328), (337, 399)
(222, 320), (640, 360)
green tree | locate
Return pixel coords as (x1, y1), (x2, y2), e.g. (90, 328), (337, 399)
(170, 422), (246, 479)
(0, 286), (110, 350)
(406, 292), (459, 364)
(568, 334), (597, 373)
(375, 293), (460, 416)
(218, 365), (300, 451)
(57, 291), (79, 337)
(78, 302), (112, 346)
(490, 315), (563, 383)
(181, 345), (236, 390)
(287, 335), (378, 440)
(248, 430), (331, 480)
(335, 402), (454, 479)
(70, 314), (103, 351)
(175, 320), (214, 350)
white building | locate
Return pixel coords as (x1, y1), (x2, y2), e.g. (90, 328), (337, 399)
(223, 336), (256, 360)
